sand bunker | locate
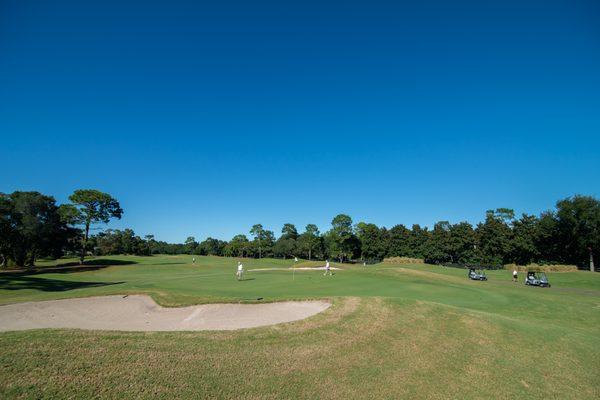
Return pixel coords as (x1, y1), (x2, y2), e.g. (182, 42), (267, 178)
(0, 295), (331, 332)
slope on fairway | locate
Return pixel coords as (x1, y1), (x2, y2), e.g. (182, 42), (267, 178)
(0, 255), (599, 399)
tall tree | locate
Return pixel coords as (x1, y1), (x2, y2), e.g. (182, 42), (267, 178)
(225, 234), (249, 257)
(448, 222), (478, 263)
(387, 224), (411, 257)
(511, 214), (539, 265)
(327, 214), (359, 262)
(274, 223), (298, 259)
(423, 221), (452, 263)
(535, 211), (560, 263)
(407, 224), (429, 258)
(280, 223), (298, 240)
(555, 195), (600, 270)
(298, 224), (321, 260)
(0, 192), (75, 267)
(273, 237), (296, 259)
(476, 209), (514, 265)
(67, 189), (123, 264)
(356, 222), (387, 261)
(144, 235), (155, 255)
(250, 224), (265, 258)
(0, 194), (14, 267)
(199, 237), (226, 256)
(184, 236), (199, 254)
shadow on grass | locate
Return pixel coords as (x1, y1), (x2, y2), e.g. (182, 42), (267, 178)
(57, 259), (138, 267)
(1, 259), (138, 277)
(150, 262), (188, 266)
(0, 276), (124, 292)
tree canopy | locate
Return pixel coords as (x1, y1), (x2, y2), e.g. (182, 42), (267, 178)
(2, 191), (599, 271)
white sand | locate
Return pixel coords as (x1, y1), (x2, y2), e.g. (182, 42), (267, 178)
(248, 267), (343, 271)
(0, 295), (331, 332)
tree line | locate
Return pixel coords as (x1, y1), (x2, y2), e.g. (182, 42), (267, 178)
(1, 190), (598, 270)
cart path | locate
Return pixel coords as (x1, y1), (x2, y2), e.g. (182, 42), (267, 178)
(0, 295), (331, 332)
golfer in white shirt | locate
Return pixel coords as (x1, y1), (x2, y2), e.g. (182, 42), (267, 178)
(323, 260), (332, 276)
(236, 261), (244, 281)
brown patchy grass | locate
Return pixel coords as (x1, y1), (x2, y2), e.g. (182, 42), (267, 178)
(1, 297), (598, 399)
(294, 260), (347, 269)
(382, 257), (425, 264)
(504, 263), (579, 272)
(375, 265), (469, 285)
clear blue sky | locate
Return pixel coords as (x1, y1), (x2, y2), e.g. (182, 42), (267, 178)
(1, 0), (599, 242)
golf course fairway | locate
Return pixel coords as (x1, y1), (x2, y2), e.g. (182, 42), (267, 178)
(1, 255), (599, 399)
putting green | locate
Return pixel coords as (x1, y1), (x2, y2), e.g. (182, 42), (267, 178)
(0, 255), (599, 399)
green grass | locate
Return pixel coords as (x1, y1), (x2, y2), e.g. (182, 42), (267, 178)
(1, 255), (599, 399)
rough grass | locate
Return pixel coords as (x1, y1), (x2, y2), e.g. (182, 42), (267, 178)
(382, 256), (425, 264)
(504, 263), (579, 272)
(1, 255), (599, 399)
(294, 260), (345, 269)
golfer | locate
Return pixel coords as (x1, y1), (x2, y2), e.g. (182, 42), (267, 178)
(512, 268), (518, 282)
(323, 260), (332, 276)
(236, 261), (244, 281)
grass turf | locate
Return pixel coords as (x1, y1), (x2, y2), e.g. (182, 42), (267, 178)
(1, 255), (599, 399)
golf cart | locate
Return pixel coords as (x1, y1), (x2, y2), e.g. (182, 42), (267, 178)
(525, 271), (551, 287)
(468, 268), (488, 281)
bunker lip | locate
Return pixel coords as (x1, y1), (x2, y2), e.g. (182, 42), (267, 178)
(0, 295), (331, 332)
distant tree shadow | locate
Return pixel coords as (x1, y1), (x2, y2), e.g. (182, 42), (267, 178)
(57, 259), (138, 267)
(0, 276), (124, 292)
(1, 259), (138, 276)
(151, 262), (188, 266)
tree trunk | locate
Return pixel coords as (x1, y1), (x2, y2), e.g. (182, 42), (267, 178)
(27, 249), (36, 269)
(590, 248), (595, 272)
(0, 254), (6, 268)
(80, 222), (90, 264)
(308, 248), (312, 260)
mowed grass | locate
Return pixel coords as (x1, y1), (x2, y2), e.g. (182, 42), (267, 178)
(1, 255), (599, 399)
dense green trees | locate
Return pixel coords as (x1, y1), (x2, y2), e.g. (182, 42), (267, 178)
(224, 234), (250, 257)
(0, 192), (78, 267)
(1, 190), (599, 270)
(198, 237), (227, 256)
(476, 209), (514, 265)
(92, 229), (150, 256)
(327, 214), (360, 262)
(65, 189), (123, 263)
(297, 224), (322, 260)
(273, 223), (298, 259)
(554, 196), (600, 271)
(356, 222), (387, 261)
(250, 224), (275, 259)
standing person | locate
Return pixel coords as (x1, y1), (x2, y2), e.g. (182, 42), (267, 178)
(192, 257), (196, 264)
(323, 260), (332, 276)
(236, 261), (244, 281)
(512, 268), (518, 282)
(294, 256), (298, 263)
